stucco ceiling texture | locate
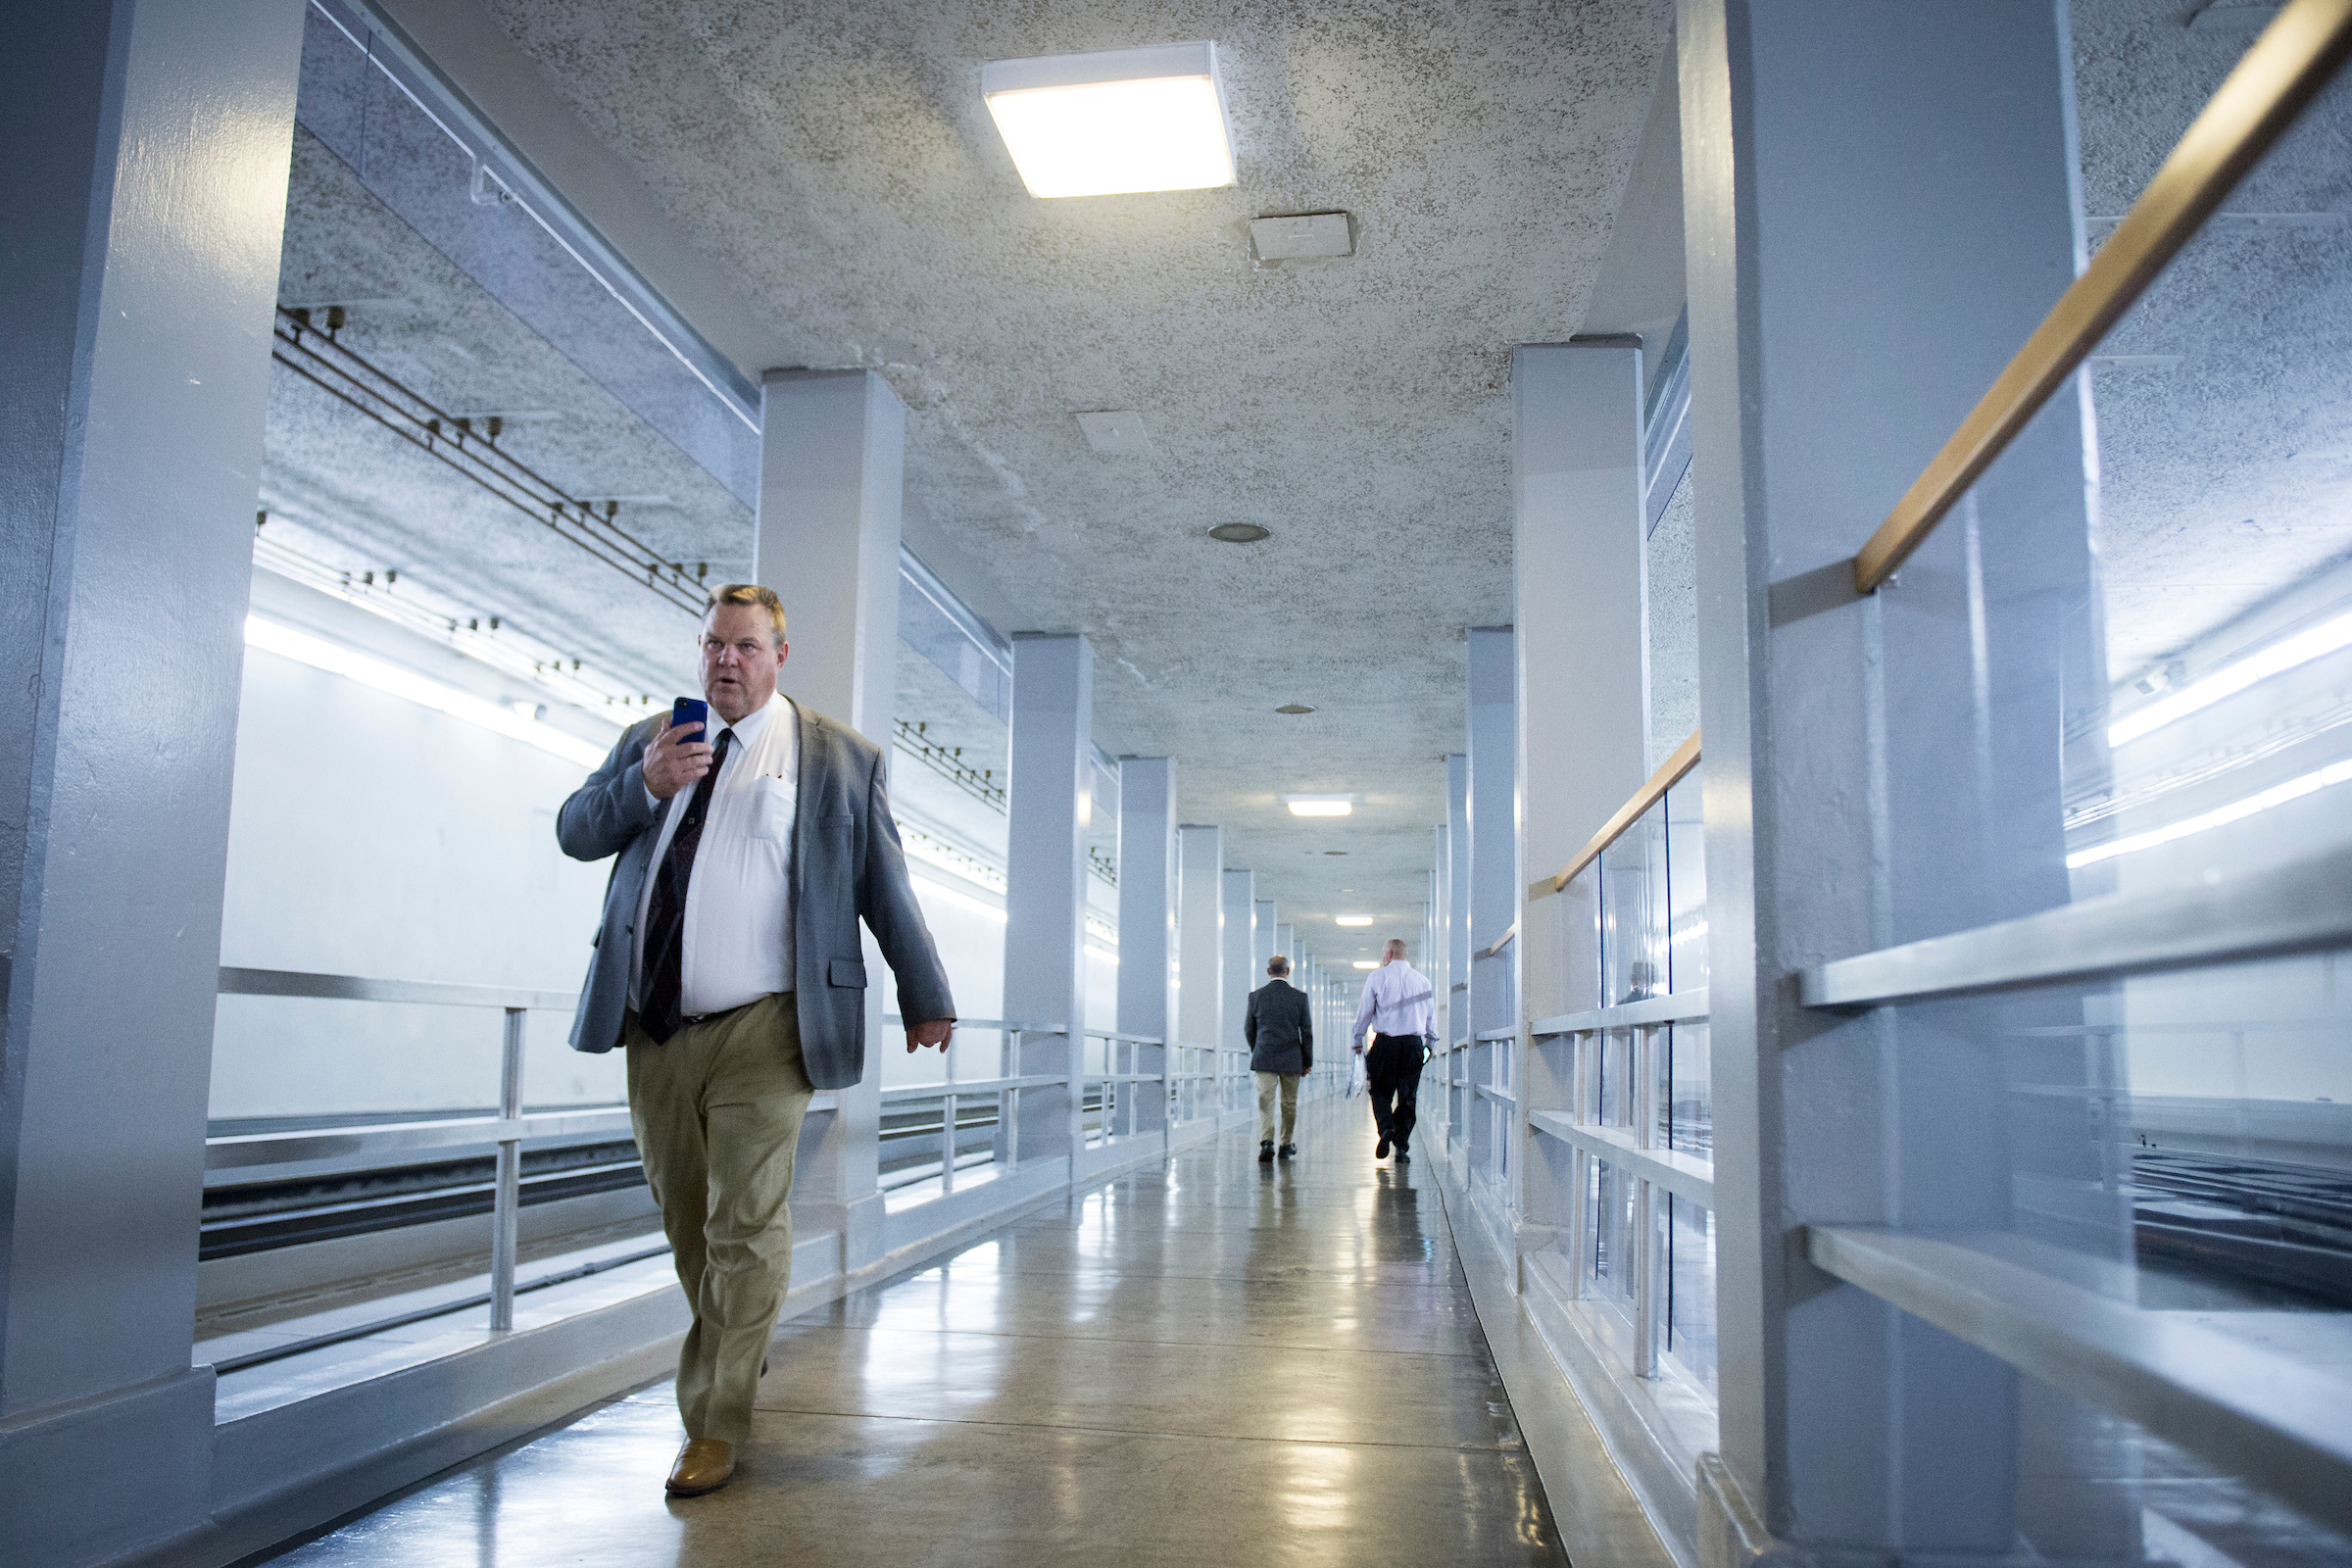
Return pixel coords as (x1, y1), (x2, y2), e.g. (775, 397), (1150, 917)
(474, 0), (1671, 944)
(2071, 2), (2352, 678)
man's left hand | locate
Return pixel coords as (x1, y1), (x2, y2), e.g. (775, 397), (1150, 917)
(906, 1018), (955, 1053)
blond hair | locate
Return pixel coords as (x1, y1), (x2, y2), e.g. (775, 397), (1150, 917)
(707, 583), (787, 646)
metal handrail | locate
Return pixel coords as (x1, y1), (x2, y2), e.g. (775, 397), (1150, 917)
(1527, 728), (1701, 901)
(1850, 0), (2352, 593)
(1798, 841), (2352, 1008)
(1473, 922), (1517, 961)
(219, 965), (574, 1011)
(217, 965), (566, 1332)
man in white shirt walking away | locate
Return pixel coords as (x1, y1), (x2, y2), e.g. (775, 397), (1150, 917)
(1349, 939), (1436, 1162)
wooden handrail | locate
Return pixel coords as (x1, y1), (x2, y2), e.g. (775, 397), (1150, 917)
(1527, 728), (1700, 902)
(1850, 0), (2352, 595)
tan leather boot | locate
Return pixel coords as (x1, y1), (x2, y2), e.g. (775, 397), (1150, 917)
(664, 1438), (736, 1496)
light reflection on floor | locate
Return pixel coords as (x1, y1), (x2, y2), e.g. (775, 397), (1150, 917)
(258, 1096), (1569, 1566)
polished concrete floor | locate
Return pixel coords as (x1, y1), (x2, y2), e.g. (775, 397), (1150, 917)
(258, 1097), (1583, 1565)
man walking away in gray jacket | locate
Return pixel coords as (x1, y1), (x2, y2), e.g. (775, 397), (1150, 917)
(1245, 956), (1313, 1162)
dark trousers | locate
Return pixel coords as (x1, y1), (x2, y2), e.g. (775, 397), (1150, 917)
(1366, 1034), (1422, 1150)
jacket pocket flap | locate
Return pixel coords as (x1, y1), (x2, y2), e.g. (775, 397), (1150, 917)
(828, 957), (867, 989)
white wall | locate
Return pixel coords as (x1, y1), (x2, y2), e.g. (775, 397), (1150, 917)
(211, 645), (618, 1118)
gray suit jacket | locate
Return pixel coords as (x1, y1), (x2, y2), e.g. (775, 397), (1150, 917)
(555, 700), (955, 1091)
(1245, 980), (1312, 1075)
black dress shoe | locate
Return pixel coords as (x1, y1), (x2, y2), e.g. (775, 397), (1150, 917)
(1376, 1136), (1391, 1159)
(1258, 1141), (1276, 1162)
(1278, 1144), (1297, 1160)
(1395, 1147), (1411, 1162)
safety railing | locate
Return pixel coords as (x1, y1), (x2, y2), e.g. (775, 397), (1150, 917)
(209, 967), (608, 1352)
(1789, 0), (2352, 1536)
(1499, 730), (1715, 1394)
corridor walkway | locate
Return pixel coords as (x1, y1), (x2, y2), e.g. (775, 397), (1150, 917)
(257, 1098), (1586, 1565)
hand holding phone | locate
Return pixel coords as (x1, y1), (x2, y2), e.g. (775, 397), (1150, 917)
(644, 697), (715, 800)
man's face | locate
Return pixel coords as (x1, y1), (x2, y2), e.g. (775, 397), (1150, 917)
(699, 603), (787, 723)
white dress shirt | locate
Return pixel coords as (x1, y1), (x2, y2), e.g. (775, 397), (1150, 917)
(1351, 959), (1436, 1046)
(629, 693), (800, 1017)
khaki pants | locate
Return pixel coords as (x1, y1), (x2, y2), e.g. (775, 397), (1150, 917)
(625, 992), (814, 1447)
(1255, 1070), (1299, 1144)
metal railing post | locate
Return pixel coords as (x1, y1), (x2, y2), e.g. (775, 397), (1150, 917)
(1005, 1027), (1021, 1172)
(491, 1006), (525, 1333)
(1632, 1022), (1657, 1377)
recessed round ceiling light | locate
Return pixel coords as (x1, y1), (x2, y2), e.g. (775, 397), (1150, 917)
(1275, 704), (1315, 714)
(1207, 522), (1271, 544)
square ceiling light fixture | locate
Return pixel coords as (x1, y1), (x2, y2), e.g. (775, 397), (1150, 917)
(1285, 794), (1351, 817)
(983, 41), (1235, 198)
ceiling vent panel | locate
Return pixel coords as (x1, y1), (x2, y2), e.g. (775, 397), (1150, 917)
(1250, 212), (1354, 262)
(1077, 411), (1156, 457)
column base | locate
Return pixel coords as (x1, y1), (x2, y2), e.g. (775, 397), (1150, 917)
(0, 1367), (215, 1568)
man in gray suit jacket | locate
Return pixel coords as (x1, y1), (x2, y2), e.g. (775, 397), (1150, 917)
(1245, 956), (1313, 1162)
(558, 583), (955, 1498)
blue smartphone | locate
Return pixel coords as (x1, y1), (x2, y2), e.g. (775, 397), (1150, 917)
(669, 697), (709, 740)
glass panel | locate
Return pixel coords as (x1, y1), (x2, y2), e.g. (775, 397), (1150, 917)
(1661, 1193), (1718, 1396)
(1600, 798), (1670, 1005)
(1661, 1020), (1713, 1160)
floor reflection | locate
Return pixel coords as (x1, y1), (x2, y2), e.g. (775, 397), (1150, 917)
(260, 1095), (1568, 1567)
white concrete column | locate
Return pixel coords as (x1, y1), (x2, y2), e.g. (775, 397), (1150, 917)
(1680, 0), (2111, 1555)
(1514, 343), (1648, 1023)
(1446, 755), (1471, 1042)
(757, 369), (905, 743)
(1175, 826), (1223, 1053)
(1003, 634), (1094, 1172)
(1466, 631), (1516, 1184)
(1221, 870), (1256, 1080)
(1116, 757), (1175, 1138)
(755, 367), (906, 1269)
(0, 1), (306, 1558)
(1512, 342), (1650, 1262)
(1275, 922), (1296, 973)
(1252, 899), (1276, 989)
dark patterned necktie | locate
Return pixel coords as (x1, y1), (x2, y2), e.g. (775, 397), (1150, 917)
(640, 727), (734, 1043)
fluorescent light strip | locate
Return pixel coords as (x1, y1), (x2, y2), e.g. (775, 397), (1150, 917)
(245, 617), (611, 768)
(908, 872), (1007, 923)
(2066, 757), (2352, 868)
(2111, 609), (2352, 747)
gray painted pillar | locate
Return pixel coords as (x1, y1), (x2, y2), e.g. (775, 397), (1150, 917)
(1514, 343), (1648, 1023)
(1002, 633), (1094, 1173)
(0, 1), (306, 1559)
(1252, 900), (1276, 993)
(1679, 0), (2112, 1557)
(1175, 824), (1223, 1096)
(1116, 757), (1175, 1138)
(1513, 342), (1650, 1260)
(1446, 755), (1471, 1166)
(1221, 870), (1256, 1069)
(756, 368), (906, 1269)
(1466, 630), (1516, 1182)
(1446, 755), (1472, 1043)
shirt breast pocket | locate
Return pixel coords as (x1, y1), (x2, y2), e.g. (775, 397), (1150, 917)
(750, 777), (796, 842)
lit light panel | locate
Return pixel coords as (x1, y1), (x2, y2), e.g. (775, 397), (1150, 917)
(983, 42), (1234, 199)
(2110, 607), (2352, 746)
(1286, 794), (1351, 817)
(246, 616), (610, 767)
(1352, 960), (1378, 969)
(1334, 915), (1374, 927)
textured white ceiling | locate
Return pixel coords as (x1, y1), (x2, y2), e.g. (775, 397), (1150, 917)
(2071, 1), (2352, 678)
(442, 0), (1673, 956)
